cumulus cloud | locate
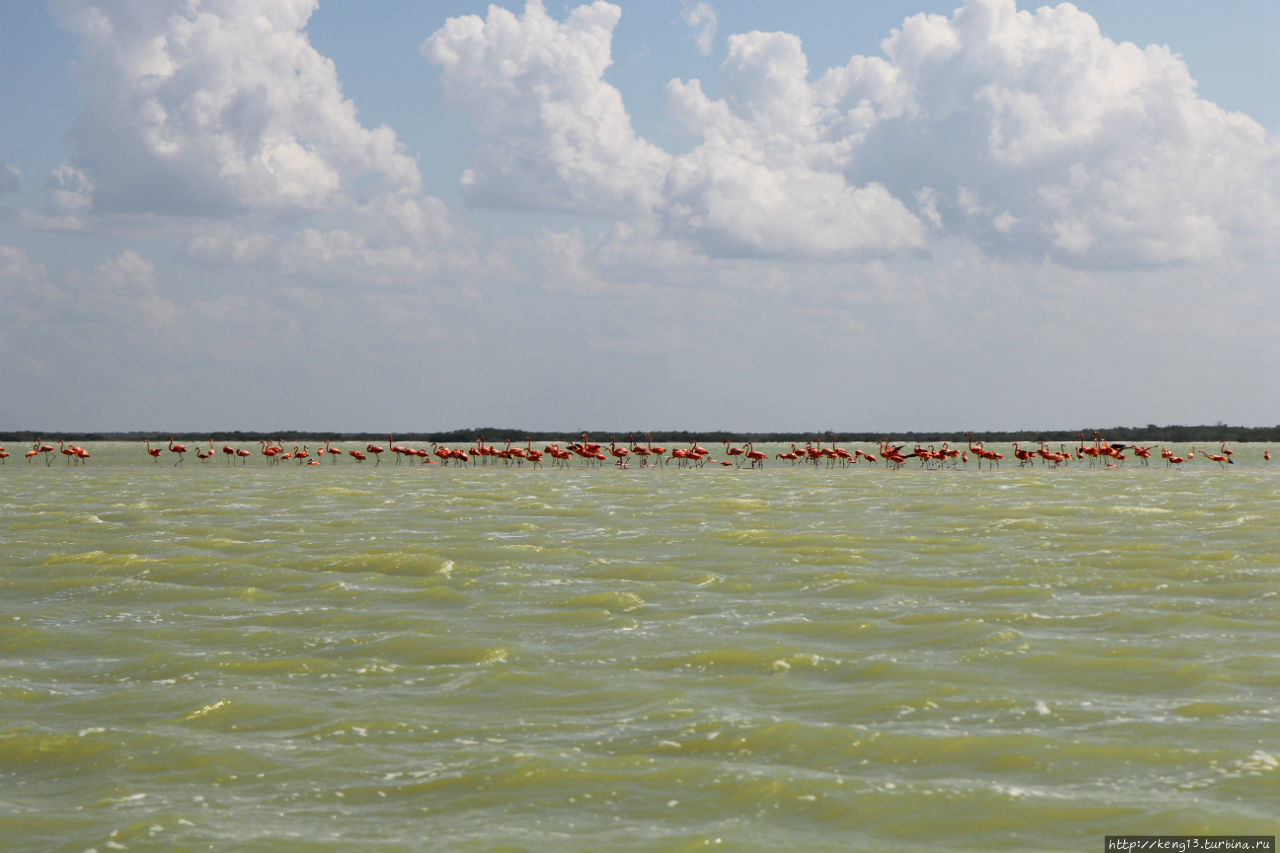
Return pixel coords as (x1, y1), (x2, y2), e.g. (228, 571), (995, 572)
(65, 250), (184, 330)
(834, 0), (1280, 266)
(0, 245), (48, 285)
(661, 33), (926, 257)
(49, 0), (423, 217)
(422, 0), (671, 215)
(0, 164), (21, 195)
(425, 0), (1278, 268)
(681, 2), (717, 57)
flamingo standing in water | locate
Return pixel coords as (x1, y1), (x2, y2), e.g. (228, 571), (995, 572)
(261, 440), (282, 465)
(645, 434), (666, 466)
(168, 437), (187, 464)
(145, 439), (163, 462)
(524, 437), (544, 469)
(196, 440), (215, 462)
(723, 440), (746, 465)
(367, 436), (387, 466)
(0, 446), (8, 464)
(389, 435), (408, 464)
(1200, 448), (1233, 468)
(235, 447), (252, 465)
(609, 437), (630, 466)
(322, 439), (341, 463)
(744, 442), (767, 468)
(32, 438), (56, 466)
(222, 444), (238, 466)
(628, 434), (651, 465)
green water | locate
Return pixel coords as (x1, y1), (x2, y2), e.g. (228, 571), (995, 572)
(2, 444), (1278, 851)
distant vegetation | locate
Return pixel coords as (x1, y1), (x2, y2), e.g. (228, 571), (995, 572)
(3, 424), (1277, 443)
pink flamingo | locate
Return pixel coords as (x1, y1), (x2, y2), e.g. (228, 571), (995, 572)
(33, 438), (56, 466)
(168, 436), (187, 465)
(610, 437), (630, 465)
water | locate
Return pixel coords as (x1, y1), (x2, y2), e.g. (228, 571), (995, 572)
(2, 443), (1278, 851)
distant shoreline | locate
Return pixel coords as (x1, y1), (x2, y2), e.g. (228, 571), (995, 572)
(2, 425), (1276, 444)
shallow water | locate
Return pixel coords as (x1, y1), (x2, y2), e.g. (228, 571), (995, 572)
(2, 443), (1278, 850)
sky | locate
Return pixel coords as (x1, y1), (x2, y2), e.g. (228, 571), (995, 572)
(1, 0), (1276, 434)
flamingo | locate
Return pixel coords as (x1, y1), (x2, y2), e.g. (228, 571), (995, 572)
(196, 440), (214, 462)
(33, 438), (56, 466)
(1012, 442), (1035, 467)
(322, 439), (341, 463)
(965, 433), (1002, 470)
(0, 446), (8, 464)
(544, 444), (573, 468)
(145, 439), (163, 462)
(645, 433), (666, 465)
(168, 436), (187, 465)
(59, 440), (78, 465)
(723, 440), (746, 465)
(367, 436), (386, 466)
(744, 442), (767, 468)
(828, 434), (854, 467)
(235, 447), (252, 465)
(222, 444), (238, 466)
(348, 449), (367, 462)
(609, 436), (630, 465)
(1077, 433), (1103, 466)
(1200, 448), (1232, 468)
(261, 440), (282, 465)
(627, 434), (649, 464)
(524, 437), (543, 469)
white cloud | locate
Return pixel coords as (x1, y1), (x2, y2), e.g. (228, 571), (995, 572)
(0, 164), (21, 195)
(66, 250), (184, 330)
(278, 228), (439, 282)
(181, 229), (278, 269)
(0, 245), (48, 285)
(49, 0), (423, 216)
(660, 33), (926, 257)
(681, 2), (717, 57)
(425, 0), (1278, 269)
(422, 0), (671, 215)
(841, 0), (1280, 266)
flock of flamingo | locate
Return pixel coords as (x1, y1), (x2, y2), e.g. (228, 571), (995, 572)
(1, 432), (1268, 470)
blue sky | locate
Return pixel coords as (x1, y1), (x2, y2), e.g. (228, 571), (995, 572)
(1, 1), (1276, 433)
